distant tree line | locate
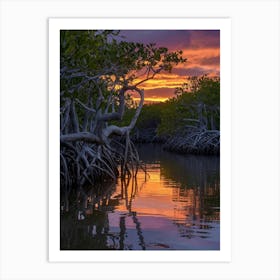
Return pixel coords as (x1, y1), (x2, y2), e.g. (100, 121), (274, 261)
(124, 75), (220, 155)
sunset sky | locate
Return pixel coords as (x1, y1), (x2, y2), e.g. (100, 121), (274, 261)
(119, 30), (220, 103)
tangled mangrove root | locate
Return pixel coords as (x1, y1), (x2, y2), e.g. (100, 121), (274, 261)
(60, 134), (142, 193)
(60, 86), (145, 192)
(163, 127), (220, 155)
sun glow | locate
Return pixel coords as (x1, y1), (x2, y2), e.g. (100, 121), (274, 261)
(120, 31), (220, 103)
(129, 49), (220, 103)
(133, 97), (168, 103)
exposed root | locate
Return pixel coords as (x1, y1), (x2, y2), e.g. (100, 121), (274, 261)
(60, 87), (145, 191)
(163, 127), (220, 155)
(60, 135), (143, 191)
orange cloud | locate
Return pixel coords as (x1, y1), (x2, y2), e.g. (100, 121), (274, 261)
(120, 31), (220, 103)
(183, 48), (220, 69)
(130, 47), (219, 102)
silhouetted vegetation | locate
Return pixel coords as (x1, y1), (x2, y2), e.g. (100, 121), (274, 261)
(60, 30), (186, 190)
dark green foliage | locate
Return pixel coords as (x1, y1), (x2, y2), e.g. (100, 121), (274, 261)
(127, 75), (220, 154)
(159, 75), (220, 136)
(130, 75), (220, 137)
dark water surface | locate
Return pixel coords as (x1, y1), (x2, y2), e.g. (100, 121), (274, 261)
(61, 144), (220, 250)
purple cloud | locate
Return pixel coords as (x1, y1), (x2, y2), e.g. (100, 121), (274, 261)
(189, 30), (220, 49)
(199, 56), (220, 66)
(119, 30), (220, 51)
(119, 30), (192, 51)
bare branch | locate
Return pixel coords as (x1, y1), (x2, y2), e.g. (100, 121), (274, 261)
(104, 87), (144, 137)
(134, 66), (163, 87)
(75, 98), (96, 113)
(61, 132), (102, 144)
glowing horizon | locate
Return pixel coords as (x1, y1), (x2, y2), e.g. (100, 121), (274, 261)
(120, 30), (220, 103)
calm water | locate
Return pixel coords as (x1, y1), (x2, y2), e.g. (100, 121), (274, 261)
(61, 144), (220, 250)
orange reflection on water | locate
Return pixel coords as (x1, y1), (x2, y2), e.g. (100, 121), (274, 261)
(61, 148), (220, 250)
(112, 163), (219, 228)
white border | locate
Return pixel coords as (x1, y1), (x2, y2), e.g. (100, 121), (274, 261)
(1, 1), (279, 279)
(49, 18), (231, 262)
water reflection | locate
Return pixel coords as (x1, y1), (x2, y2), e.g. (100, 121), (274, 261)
(61, 144), (220, 250)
